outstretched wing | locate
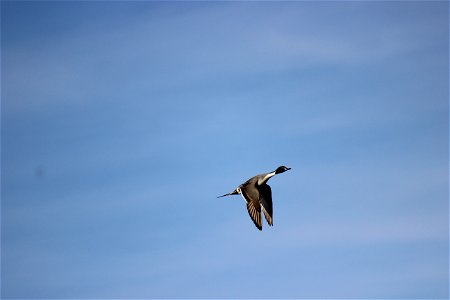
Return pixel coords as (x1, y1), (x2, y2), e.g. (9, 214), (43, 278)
(240, 184), (262, 230)
(259, 183), (273, 226)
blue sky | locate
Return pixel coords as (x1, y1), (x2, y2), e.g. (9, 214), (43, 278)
(1, 1), (448, 298)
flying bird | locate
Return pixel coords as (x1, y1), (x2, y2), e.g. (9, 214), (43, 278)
(218, 166), (291, 230)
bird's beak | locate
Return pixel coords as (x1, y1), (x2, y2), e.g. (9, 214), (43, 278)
(286, 167), (291, 170)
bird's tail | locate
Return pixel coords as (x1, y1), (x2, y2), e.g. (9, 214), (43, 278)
(217, 189), (239, 198)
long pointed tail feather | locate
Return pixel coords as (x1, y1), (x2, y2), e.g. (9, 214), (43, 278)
(217, 190), (238, 198)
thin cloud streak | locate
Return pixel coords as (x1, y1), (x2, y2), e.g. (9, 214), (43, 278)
(2, 1), (448, 298)
(4, 2), (445, 115)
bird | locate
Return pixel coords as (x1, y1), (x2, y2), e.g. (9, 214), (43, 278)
(218, 166), (291, 230)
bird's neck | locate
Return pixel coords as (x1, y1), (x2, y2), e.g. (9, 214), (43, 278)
(258, 171), (276, 185)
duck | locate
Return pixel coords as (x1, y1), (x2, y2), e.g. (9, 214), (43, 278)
(218, 166), (291, 230)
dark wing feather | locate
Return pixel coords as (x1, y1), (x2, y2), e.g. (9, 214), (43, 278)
(259, 183), (273, 226)
(246, 201), (262, 230)
(240, 183), (263, 230)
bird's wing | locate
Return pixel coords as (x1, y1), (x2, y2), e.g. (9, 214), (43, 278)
(240, 184), (262, 230)
(259, 183), (273, 226)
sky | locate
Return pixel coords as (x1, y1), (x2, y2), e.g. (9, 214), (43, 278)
(1, 1), (449, 299)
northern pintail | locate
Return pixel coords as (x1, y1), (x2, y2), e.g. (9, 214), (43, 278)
(218, 166), (291, 230)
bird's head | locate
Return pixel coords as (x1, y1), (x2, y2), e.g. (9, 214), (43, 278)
(275, 166), (291, 174)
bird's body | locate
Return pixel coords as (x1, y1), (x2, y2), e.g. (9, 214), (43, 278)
(218, 166), (291, 230)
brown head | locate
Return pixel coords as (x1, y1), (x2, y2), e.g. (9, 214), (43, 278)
(275, 166), (291, 174)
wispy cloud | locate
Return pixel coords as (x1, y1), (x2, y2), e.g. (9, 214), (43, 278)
(2, 1), (448, 298)
(4, 2), (446, 116)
